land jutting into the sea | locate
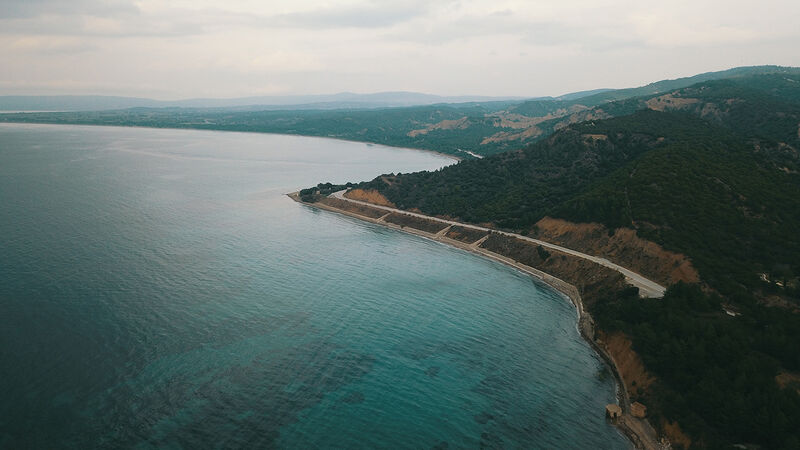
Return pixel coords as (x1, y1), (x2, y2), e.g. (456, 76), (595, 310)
(289, 188), (669, 449)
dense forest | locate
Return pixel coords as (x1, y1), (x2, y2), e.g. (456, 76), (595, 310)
(594, 284), (800, 448)
(353, 76), (800, 448)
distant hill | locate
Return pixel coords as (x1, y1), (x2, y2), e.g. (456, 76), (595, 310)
(566, 65), (800, 106)
(554, 88), (614, 101)
(0, 92), (528, 112)
(483, 65), (800, 153)
(0, 103), (512, 158)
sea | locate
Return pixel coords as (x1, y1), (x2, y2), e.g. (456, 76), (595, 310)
(0, 123), (629, 448)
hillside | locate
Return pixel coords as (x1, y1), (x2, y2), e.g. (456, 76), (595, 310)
(360, 108), (800, 293)
(2, 66), (797, 158)
(352, 105), (800, 447)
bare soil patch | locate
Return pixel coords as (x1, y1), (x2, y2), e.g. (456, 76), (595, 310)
(344, 189), (395, 207)
(776, 371), (800, 394)
(445, 225), (488, 244)
(407, 117), (470, 137)
(533, 217), (699, 286)
(600, 332), (656, 399)
(645, 94), (701, 112)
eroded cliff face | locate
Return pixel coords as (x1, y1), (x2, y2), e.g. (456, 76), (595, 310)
(344, 188), (395, 207)
(480, 233), (627, 308)
(537, 253), (625, 306)
(533, 217), (699, 287)
(600, 331), (655, 396)
(600, 331), (692, 449)
(661, 419), (692, 449)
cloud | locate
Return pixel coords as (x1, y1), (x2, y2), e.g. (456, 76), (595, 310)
(0, 0), (798, 98)
(0, 0), (138, 19)
(0, 1), (432, 37)
(270, 1), (432, 29)
(6, 36), (97, 55)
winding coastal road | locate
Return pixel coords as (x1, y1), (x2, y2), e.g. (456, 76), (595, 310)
(330, 190), (666, 298)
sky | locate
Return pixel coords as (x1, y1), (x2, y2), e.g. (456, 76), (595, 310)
(1, 0), (799, 99)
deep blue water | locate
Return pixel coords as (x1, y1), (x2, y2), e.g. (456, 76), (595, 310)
(0, 124), (628, 448)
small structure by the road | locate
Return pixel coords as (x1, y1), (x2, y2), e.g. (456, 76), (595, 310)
(631, 402), (647, 418)
(605, 404), (622, 420)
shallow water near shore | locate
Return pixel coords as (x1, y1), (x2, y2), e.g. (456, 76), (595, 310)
(0, 123), (628, 448)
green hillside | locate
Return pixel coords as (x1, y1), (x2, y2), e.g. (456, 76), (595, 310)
(360, 108), (800, 293)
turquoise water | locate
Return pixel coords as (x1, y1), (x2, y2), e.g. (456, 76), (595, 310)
(0, 124), (628, 448)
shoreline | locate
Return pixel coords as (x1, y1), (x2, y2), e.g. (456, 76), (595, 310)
(0, 120), (463, 162)
(288, 191), (665, 449)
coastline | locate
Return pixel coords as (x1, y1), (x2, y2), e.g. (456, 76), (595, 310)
(0, 120), (463, 162)
(288, 191), (665, 449)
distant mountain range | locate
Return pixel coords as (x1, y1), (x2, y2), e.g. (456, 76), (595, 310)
(2, 66), (789, 113)
(0, 92), (532, 112)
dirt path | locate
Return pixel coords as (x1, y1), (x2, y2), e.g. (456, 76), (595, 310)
(330, 190), (665, 298)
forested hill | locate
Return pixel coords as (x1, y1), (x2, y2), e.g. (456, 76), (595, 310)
(359, 108), (800, 297)
(355, 104), (800, 446)
(2, 66), (797, 158)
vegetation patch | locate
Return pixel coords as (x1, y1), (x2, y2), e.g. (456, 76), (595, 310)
(444, 225), (488, 244)
(383, 213), (448, 234)
(318, 197), (387, 219)
(593, 284), (800, 448)
(299, 182), (352, 202)
(480, 234), (626, 306)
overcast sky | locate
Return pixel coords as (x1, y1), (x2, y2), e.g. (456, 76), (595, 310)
(2, 0), (799, 99)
